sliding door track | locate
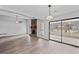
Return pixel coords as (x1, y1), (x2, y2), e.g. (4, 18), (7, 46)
(50, 39), (79, 48)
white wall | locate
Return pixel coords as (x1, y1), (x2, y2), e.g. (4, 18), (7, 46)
(37, 20), (49, 40)
(26, 19), (31, 35)
(0, 15), (27, 37)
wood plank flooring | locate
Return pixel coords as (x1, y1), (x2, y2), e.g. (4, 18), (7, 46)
(0, 34), (79, 54)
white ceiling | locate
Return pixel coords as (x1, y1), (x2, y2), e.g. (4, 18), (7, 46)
(0, 5), (79, 20)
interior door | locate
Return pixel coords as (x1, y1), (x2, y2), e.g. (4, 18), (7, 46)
(31, 19), (37, 36)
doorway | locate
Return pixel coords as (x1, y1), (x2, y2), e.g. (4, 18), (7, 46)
(31, 19), (37, 36)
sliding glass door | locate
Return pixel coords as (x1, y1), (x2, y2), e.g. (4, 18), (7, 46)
(49, 18), (79, 46)
(50, 21), (61, 41)
(62, 19), (79, 46)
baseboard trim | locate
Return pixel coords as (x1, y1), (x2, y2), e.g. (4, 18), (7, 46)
(0, 33), (27, 39)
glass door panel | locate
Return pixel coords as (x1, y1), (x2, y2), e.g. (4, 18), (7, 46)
(62, 19), (79, 46)
(50, 21), (61, 42)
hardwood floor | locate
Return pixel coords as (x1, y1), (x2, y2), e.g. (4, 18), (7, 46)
(0, 34), (79, 54)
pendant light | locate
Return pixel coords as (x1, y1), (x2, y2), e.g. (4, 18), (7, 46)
(46, 5), (53, 20)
